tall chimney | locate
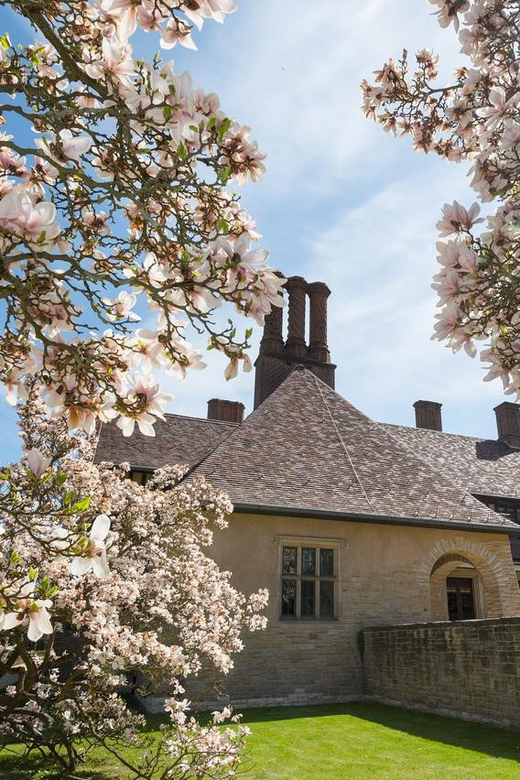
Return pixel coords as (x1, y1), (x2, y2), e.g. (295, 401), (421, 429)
(207, 398), (244, 424)
(307, 281), (331, 363)
(494, 402), (520, 447)
(285, 276), (307, 360)
(259, 304), (284, 356)
(414, 400), (443, 432)
(254, 274), (336, 408)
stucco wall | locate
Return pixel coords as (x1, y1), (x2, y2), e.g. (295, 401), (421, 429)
(363, 618), (520, 730)
(180, 513), (520, 709)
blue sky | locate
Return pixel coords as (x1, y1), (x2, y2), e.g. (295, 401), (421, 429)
(0, 1), (510, 458)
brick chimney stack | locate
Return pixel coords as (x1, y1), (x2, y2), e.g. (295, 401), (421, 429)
(414, 400), (443, 432)
(259, 304), (284, 356)
(285, 276), (308, 360)
(307, 281), (331, 363)
(207, 398), (244, 424)
(494, 401), (520, 447)
(253, 274), (336, 409)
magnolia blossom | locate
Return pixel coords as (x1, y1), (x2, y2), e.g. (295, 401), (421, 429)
(0, 396), (267, 775)
(0, 0), (285, 436)
(0, 185), (60, 247)
(364, 0), (520, 396)
(105, 291), (140, 321)
(1, 582), (53, 643)
(70, 514), (111, 578)
(116, 375), (173, 436)
(436, 201), (483, 237)
(35, 129), (93, 163)
(26, 447), (51, 477)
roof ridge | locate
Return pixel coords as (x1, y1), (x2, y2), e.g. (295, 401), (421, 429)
(308, 370), (374, 510)
(383, 421), (484, 443)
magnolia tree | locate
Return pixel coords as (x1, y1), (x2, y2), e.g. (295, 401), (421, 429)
(362, 0), (520, 396)
(0, 0), (285, 436)
(0, 391), (268, 775)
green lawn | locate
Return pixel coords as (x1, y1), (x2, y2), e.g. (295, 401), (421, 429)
(1, 703), (520, 779)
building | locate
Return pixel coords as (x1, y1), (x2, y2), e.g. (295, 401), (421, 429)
(95, 277), (520, 710)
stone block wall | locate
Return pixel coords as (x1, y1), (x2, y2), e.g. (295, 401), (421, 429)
(363, 617), (520, 729)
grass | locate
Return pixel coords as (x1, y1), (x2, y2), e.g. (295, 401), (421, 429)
(1, 703), (520, 778)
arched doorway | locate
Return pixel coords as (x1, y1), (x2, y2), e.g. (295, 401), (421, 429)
(417, 537), (520, 622)
(430, 553), (484, 621)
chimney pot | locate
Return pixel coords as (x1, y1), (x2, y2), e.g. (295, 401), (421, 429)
(285, 276), (308, 360)
(414, 400), (443, 431)
(259, 304), (284, 355)
(494, 401), (520, 447)
(307, 281), (331, 363)
(207, 398), (244, 424)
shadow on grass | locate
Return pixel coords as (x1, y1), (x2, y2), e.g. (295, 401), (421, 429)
(0, 749), (111, 780)
(238, 702), (520, 764)
(2, 702), (520, 777)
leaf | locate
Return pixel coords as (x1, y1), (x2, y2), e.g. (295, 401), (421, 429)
(70, 496), (91, 513)
(220, 165), (232, 184)
(55, 472), (67, 487)
(177, 142), (187, 161)
(218, 117), (232, 142)
(216, 217), (229, 233)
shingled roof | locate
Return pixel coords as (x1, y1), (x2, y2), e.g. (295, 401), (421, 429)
(382, 423), (520, 502)
(94, 414), (238, 470)
(189, 366), (516, 533)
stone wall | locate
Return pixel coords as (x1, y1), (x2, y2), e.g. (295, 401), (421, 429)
(363, 618), (520, 730)
(138, 513), (520, 714)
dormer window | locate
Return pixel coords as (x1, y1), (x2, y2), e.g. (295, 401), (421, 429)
(129, 469), (153, 486)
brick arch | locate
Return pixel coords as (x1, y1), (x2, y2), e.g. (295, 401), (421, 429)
(417, 537), (519, 620)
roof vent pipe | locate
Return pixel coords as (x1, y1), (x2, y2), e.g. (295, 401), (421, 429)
(414, 400), (443, 432)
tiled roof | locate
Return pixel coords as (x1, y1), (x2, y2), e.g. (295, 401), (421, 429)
(94, 414), (238, 470)
(382, 423), (520, 502)
(189, 367), (515, 532)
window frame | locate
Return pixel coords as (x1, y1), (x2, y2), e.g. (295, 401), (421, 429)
(129, 469), (154, 486)
(276, 535), (345, 622)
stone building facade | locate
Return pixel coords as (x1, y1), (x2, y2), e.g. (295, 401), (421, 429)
(95, 277), (520, 712)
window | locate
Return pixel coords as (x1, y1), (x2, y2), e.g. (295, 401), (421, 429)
(446, 577), (476, 621)
(481, 498), (520, 561)
(280, 544), (337, 620)
(129, 469), (153, 486)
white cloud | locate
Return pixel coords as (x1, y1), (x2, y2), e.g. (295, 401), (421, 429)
(303, 168), (504, 438)
(194, 0), (469, 197)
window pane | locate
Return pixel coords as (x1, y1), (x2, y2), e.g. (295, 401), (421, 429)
(320, 548), (334, 577)
(282, 547), (297, 575)
(281, 580), (296, 616)
(301, 580), (316, 617)
(319, 581), (334, 618)
(301, 548), (316, 576)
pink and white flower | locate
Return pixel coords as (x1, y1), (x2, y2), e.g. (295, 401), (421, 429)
(436, 201), (483, 237)
(1, 582), (53, 643)
(70, 514), (111, 578)
(116, 375), (173, 436)
(26, 448), (52, 477)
